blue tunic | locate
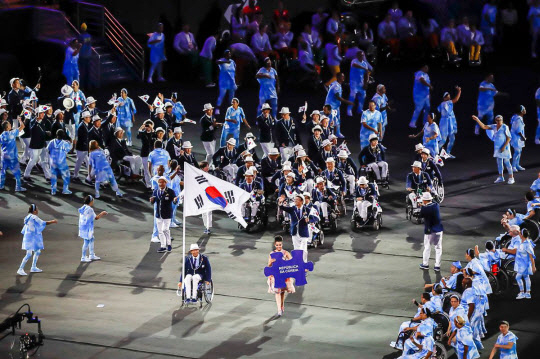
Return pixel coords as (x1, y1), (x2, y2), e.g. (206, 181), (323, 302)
(455, 325), (480, 359)
(510, 114), (525, 149)
(514, 239), (535, 275)
(423, 122), (440, 156)
(218, 59), (237, 89)
(89, 149), (115, 182)
(21, 214), (47, 251)
(257, 67), (278, 100)
(0, 129), (19, 162)
(438, 100), (457, 140)
(495, 331), (518, 359)
(413, 71), (430, 103)
(487, 124), (511, 159)
(148, 148), (171, 174)
(78, 205), (96, 240)
(117, 96), (137, 127)
(360, 109), (382, 148)
(477, 81), (497, 115)
(48, 139), (71, 170)
(325, 82), (342, 110)
(224, 106), (245, 132)
(372, 93), (388, 127)
(148, 32), (166, 64)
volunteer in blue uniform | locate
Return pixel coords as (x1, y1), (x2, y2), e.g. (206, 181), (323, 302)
(215, 50), (237, 116)
(409, 65), (432, 129)
(347, 50), (372, 117)
(472, 115), (514, 184)
(488, 321), (518, 359)
(0, 119), (26, 192)
(419, 192), (444, 271)
(47, 129), (72, 195)
(437, 86), (461, 158)
(256, 57), (279, 118)
(116, 88), (137, 146)
(360, 100), (382, 149)
(409, 113), (440, 158)
(147, 23), (166, 83)
(62, 38), (81, 85)
(324, 72), (353, 138)
(510, 105), (526, 172)
(475, 73), (498, 135)
(220, 97), (250, 147)
(372, 84), (390, 140)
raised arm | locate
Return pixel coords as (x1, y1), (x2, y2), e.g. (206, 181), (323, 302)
(471, 115), (489, 130)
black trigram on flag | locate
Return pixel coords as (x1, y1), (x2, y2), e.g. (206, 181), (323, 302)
(195, 175), (208, 184)
(224, 190), (235, 204)
(194, 195), (204, 209)
(226, 211), (237, 220)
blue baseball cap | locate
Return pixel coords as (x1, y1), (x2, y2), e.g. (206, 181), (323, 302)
(452, 261), (462, 270)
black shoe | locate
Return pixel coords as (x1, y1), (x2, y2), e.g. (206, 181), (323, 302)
(23, 177), (33, 182)
(157, 247), (166, 253)
(71, 177), (82, 183)
(167, 245), (172, 252)
(84, 178), (93, 185)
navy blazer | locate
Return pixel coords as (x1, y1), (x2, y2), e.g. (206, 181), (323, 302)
(151, 187), (177, 219)
(420, 202), (444, 234)
(280, 205), (316, 237)
(181, 254), (212, 282)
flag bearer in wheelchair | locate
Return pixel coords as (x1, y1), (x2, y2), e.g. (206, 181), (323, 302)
(419, 148), (442, 184)
(311, 176), (337, 225)
(406, 161), (433, 210)
(337, 150), (358, 199)
(240, 168), (264, 224)
(358, 134), (388, 185)
(178, 243), (212, 303)
(353, 176), (378, 224)
(322, 157), (346, 200)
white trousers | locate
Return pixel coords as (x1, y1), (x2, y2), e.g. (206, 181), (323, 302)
(280, 146), (293, 163)
(123, 155), (143, 175)
(156, 218), (172, 247)
(408, 193), (419, 209)
(141, 157), (152, 187)
(66, 124), (76, 141)
(260, 142), (275, 156)
(355, 200), (371, 220)
(292, 234), (309, 262)
(20, 138), (31, 164)
(74, 150), (88, 178)
(315, 201), (330, 220)
(202, 211), (212, 229)
(423, 232), (443, 267)
(202, 141), (216, 163)
(344, 174), (356, 195)
(367, 161), (388, 179)
(24, 148), (51, 179)
(184, 274), (201, 299)
(223, 164), (238, 182)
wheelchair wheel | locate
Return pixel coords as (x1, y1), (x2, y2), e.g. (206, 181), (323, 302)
(432, 312), (450, 342)
(318, 231), (325, 247)
(486, 271), (499, 297)
(497, 234), (512, 249)
(494, 268), (510, 296)
(406, 203), (412, 220)
(502, 260), (517, 288)
(203, 280), (214, 303)
(433, 179), (444, 203)
(372, 214), (380, 231)
(433, 342), (447, 359)
(520, 219), (540, 244)
(330, 217), (338, 231)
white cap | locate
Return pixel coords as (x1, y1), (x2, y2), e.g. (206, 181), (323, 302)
(157, 176), (169, 183)
(282, 161), (291, 166)
(155, 127), (165, 133)
(286, 172), (296, 179)
(421, 192), (433, 201)
(315, 177), (325, 184)
(164, 102), (173, 108)
(322, 139), (332, 147)
(182, 141), (193, 149)
(81, 110), (91, 118)
(293, 144), (304, 152)
(325, 157), (335, 163)
(203, 103), (214, 111)
(9, 77), (20, 86)
(412, 161), (422, 168)
(174, 127), (183, 133)
(357, 176), (368, 185)
(0, 98), (7, 106)
(86, 96), (97, 105)
(282, 165), (292, 171)
(296, 150), (307, 158)
(61, 84), (73, 96)
(114, 127), (123, 134)
(421, 148), (430, 155)
(36, 105), (47, 114)
(189, 243), (200, 251)
(155, 107), (164, 114)
(415, 143), (424, 151)
(310, 110), (320, 116)
(227, 138), (236, 146)
(53, 109), (64, 117)
(269, 148), (279, 155)
(337, 150), (348, 158)
(328, 134), (337, 141)
(279, 107), (291, 114)
(369, 133), (378, 141)
(244, 156), (254, 162)
(244, 168), (255, 176)
(312, 125), (323, 133)
(245, 132), (255, 139)
(261, 103), (271, 110)
(92, 115), (102, 123)
(303, 191), (311, 198)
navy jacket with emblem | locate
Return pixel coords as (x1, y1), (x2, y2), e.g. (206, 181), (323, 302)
(181, 254), (212, 281)
(279, 204), (316, 237)
(420, 202), (444, 234)
(151, 187), (177, 219)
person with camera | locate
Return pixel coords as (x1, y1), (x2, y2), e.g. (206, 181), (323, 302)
(418, 192), (443, 271)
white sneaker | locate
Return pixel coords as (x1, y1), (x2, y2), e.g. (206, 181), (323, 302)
(170, 222), (178, 228)
(30, 267), (42, 273)
(151, 236), (160, 243)
(516, 292), (525, 300)
(89, 255), (101, 261)
(81, 256), (91, 263)
(17, 268), (27, 276)
(507, 178), (515, 185)
(494, 176), (505, 184)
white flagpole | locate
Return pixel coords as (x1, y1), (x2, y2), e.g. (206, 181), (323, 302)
(182, 191), (186, 288)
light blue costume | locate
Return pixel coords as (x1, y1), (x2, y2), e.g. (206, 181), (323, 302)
(216, 58), (237, 109)
(460, 287), (485, 350)
(78, 204), (97, 259)
(165, 98), (187, 122)
(151, 173), (172, 238)
(535, 87), (540, 142)
(495, 331), (518, 359)
(455, 324), (480, 359)
(47, 139), (72, 194)
(360, 109), (382, 148)
(147, 32), (166, 81)
(62, 46), (80, 84)
(372, 92), (389, 134)
(148, 148), (171, 174)
(531, 177), (540, 197)
(409, 70), (430, 128)
(477, 81), (497, 131)
(169, 171), (181, 225)
(19, 214), (47, 272)
(220, 105), (245, 147)
(423, 121), (440, 157)
(438, 100), (457, 154)
(70, 89), (86, 129)
(0, 128), (23, 190)
(89, 149), (120, 197)
(449, 305), (469, 337)
(256, 67), (278, 118)
(480, 3), (497, 51)
(117, 95), (137, 141)
(510, 114), (525, 171)
(325, 81), (343, 136)
(348, 59), (371, 115)
(514, 238), (536, 293)
(487, 123), (512, 178)
(399, 334), (435, 359)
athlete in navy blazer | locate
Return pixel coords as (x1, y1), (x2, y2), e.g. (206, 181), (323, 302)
(181, 253), (212, 282)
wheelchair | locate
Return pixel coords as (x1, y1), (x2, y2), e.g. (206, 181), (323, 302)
(177, 279), (214, 307)
(276, 198), (294, 233)
(488, 259), (511, 296)
(209, 168), (228, 181)
(406, 190), (424, 224)
(239, 195), (268, 233)
(351, 198), (383, 231)
(317, 202), (339, 232)
(327, 182), (347, 216)
(359, 165), (389, 190)
(392, 324), (448, 359)
(307, 221), (325, 248)
(432, 177), (444, 204)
